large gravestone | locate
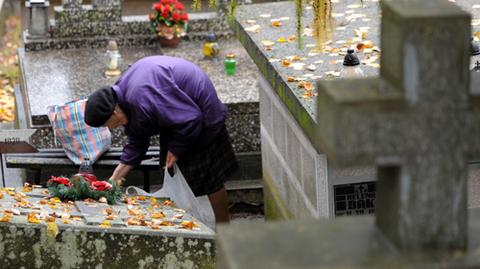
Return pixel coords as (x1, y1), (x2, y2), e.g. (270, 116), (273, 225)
(0, 186), (214, 268)
(217, 0), (480, 267)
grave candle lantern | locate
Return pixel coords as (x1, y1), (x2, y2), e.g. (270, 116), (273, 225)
(471, 38), (480, 88)
(470, 37), (480, 70)
(105, 40), (122, 77)
(203, 33), (220, 59)
(339, 49), (364, 79)
(224, 53), (237, 76)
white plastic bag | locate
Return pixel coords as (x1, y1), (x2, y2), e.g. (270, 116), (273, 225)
(126, 164), (216, 230)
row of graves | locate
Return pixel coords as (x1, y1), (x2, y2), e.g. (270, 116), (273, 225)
(229, 0), (480, 219)
(218, 0), (480, 268)
(4, 0), (480, 267)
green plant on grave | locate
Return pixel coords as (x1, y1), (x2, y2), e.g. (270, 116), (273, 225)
(47, 174), (122, 204)
(293, 0), (334, 49)
(295, 0), (304, 49)
(227, 0), (238, 25)
(192, 0), (217, 11)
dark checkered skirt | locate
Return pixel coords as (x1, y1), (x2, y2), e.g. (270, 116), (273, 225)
(159, 125), (239, 196)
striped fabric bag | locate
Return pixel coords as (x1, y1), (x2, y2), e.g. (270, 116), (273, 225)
(47, 99), (111, 167)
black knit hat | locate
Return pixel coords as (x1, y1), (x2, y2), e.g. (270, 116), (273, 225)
(84, 86), (117, 127)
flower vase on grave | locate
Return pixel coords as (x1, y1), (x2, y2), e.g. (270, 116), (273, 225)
(149, 0), (189, 48)
(157, 24), (182, 47)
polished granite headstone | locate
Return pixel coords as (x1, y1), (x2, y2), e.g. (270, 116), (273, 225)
(0, 186), (215, 268)
(19, 38), (260, 152)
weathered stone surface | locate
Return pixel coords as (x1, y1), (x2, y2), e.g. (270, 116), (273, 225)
(0, 187), (215, 268)
(316, 0), (473, 251)
(92, 0), (122, 8)
(231, 0), (382, 148)
(232, 0), (480, 151)
(217, 209), (480, 269)
(54, 5), (122, 24)
(62, 0), (83, 9)
(25, 12), (232, 50)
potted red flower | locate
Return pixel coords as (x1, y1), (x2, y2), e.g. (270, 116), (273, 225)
(149, 0), (189, 47)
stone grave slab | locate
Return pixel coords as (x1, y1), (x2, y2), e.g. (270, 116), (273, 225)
(0, 186), (215, 268)
(217, 210), (480, 269)
(232, 0), (480, 219)
(19, 38), (261, 153)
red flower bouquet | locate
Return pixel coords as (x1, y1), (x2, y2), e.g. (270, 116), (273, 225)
(46, 174), (121, 204)
(91, 181), (112, 191)
(48, 176), (71, 187)
(149, 0), (188, 40)
(75, 173), (98, 184)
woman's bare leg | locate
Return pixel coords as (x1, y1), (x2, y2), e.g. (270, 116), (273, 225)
(208, 186), (230, 223)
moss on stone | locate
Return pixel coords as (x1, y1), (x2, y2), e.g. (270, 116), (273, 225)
(263, 170), (292, 221)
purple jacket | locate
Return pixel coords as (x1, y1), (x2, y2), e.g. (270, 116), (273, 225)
(112, 56), (227, 166)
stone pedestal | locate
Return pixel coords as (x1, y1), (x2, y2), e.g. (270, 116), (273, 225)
(25, 0), (50, 38)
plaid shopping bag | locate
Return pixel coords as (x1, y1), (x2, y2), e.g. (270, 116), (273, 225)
(47, 99), (111, 166)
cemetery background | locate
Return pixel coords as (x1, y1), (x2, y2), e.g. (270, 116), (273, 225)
(1, 0), (266, 210)
(5, 0), (480, 267)
(228, 0), (480, 221)
(0, 0), (265, 267)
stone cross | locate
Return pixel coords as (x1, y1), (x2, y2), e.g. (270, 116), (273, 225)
(316, 0), (475, 252)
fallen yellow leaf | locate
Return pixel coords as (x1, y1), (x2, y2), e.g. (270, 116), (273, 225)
(27, 213), (41, 224)
(298, 81), (314, 91)
(276, 37), (287, 43)
(0, 213), (12, 222)
(180, 221), (199, 230)
(47, 222), (59, 238)
(282, 60), (291, 67)
(271, 20), (282, 27)
(99, 221), (111, 228)
(151, 212), (166, 219)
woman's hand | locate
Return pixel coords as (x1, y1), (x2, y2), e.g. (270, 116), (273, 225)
(165, 150), (178, 169)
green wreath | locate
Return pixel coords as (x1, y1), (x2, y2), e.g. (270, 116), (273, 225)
(47, 174), (122, 204)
